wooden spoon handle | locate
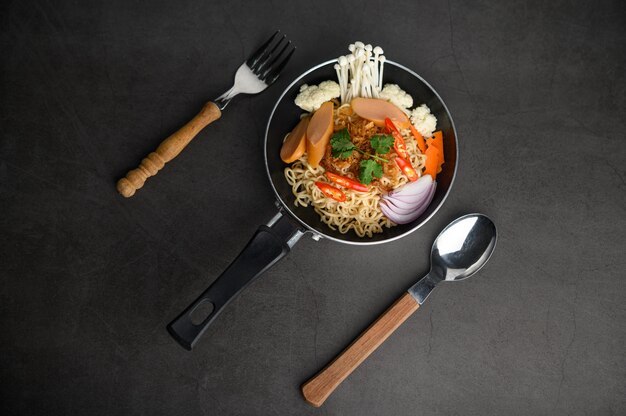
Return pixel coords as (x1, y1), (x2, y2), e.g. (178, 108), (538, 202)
(301, 292), (419, 407)
(116, 101), (221, 197)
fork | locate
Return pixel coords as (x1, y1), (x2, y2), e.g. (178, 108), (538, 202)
(116, 31), (295, 197)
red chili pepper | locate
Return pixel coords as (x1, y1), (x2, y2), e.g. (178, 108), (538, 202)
(385, 117), (409, 159)
(315, 181), (347, 202)
(325, 172), (369, 192)
(395, 157), (418, 182)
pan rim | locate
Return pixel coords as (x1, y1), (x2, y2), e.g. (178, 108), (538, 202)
(264, 59), (459, 246)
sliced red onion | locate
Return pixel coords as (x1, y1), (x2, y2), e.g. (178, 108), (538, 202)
(380, 181), (437, 224)
(384, 196), (420, 211)
(383, 193), (428, 204)
(381, 200), (415, 216)
(388, 175), (433, 198)
(390, 182), (435, 212)
(379, 202), (406, 224)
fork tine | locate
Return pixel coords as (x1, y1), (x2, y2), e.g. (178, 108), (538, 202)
(253, 34), (287, 73)
(259, 40), (290, 76)
(267, 34), (287, 57)
(246, 30), (280, 69)
(263, 45), (296, 84)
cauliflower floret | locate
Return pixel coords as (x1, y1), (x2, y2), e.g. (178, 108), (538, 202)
(294, 81), (340, 112)
(379, 84), (413, 111)
(410, 104), (437, 138)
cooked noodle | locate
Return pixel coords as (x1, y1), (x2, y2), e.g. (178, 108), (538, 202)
(284, 105), (427, 238)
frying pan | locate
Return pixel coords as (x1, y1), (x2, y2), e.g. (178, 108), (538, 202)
(167, 59), (458, 350)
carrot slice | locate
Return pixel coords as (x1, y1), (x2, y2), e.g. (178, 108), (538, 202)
(423, 145), (441, 179)
(429, 131), (444, 163)
(409, 124), (427, 154)
(425, 131), (445, 174)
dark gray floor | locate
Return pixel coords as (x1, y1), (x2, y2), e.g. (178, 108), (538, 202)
(2, 0), (625, 415)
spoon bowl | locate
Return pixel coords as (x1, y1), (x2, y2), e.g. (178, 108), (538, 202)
(408, 213), (497, 304)
(431, 214), (497, 281)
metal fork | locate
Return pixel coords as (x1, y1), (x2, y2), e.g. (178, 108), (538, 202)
(117, 31), (295, 198)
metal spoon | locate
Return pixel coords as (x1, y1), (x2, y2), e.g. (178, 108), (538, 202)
(301, 213), (497, 407)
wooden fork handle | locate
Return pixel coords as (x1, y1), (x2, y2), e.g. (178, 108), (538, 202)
(116, 101), (222, 197)
(301, 292), (419, 407)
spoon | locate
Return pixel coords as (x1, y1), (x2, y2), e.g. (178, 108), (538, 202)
(301, 213), (497, 407)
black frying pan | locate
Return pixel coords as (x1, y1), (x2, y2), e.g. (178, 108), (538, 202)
(167, 60), (458, 350)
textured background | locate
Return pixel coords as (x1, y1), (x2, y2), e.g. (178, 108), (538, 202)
(1, 0), (625, 415)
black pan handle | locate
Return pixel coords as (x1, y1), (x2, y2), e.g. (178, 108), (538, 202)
(167, 211), (306, 350)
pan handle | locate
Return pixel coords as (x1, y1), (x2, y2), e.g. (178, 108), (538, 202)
(167, 211), (306, 350)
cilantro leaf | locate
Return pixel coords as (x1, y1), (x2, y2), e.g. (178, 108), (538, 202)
(370, 134), (394, 154)
(359, 159), (383, 185)
(330, 129), (356, 159)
